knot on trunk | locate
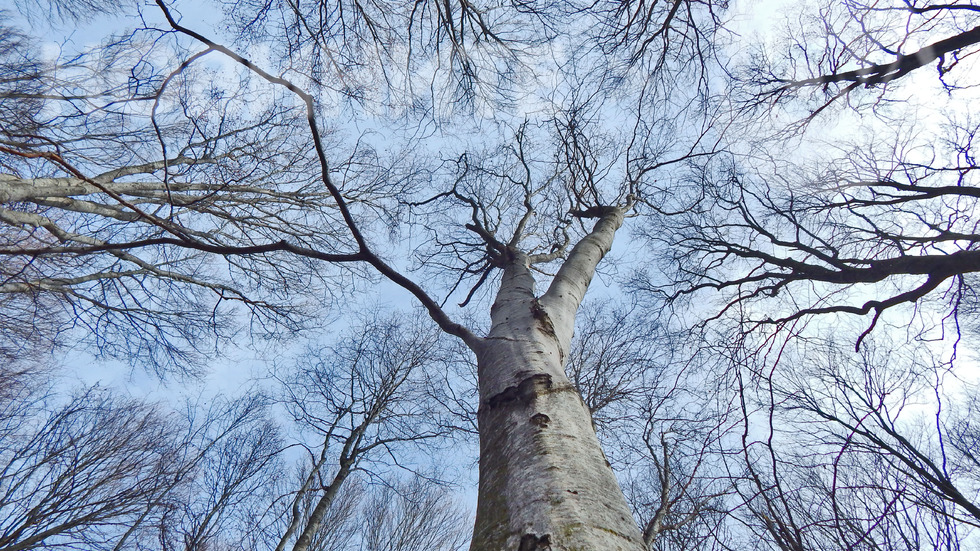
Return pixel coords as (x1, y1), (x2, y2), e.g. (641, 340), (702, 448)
(530, 412), (551, 428)
(530, 298), (557, 341)
(519, 533), (552, 551)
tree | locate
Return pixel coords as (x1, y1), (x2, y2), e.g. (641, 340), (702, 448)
(3, 0), (725, 548)
(0, 363), (280, 551)
(269, 311), (457, 551)
(361, 478), (470, 551)
(0, 11), (411, 372)
(633, 1), (980, 548)
(651, 0), (980, 347)
(14, 0), (980, 550)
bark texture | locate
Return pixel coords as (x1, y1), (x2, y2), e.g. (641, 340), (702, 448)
(469, 209), (645, 551)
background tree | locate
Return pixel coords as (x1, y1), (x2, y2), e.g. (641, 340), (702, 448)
(0, 363), (281, 551)
(156, 396), (282, 551)
(268, 311), (459, 551)
(712, 335), (975, 551)
(0, 311), (470, 551)
(0, 386), (178, 551)
(631, 1), (980, 549)
(649, 0), (980, 344)
(361, 478), (470, 551)
(740, 0), (980, 123)
(0, 11), (413, 373)
(565, 301), (737, 550)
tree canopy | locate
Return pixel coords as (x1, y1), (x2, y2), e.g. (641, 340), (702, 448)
(1, 0), (979, 549)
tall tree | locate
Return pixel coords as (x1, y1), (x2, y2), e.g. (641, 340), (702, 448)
(2, 0), (725, 548)
(634, 1), (980, 548)
(653, 0), (980, 344)
(271, 311), (455, 551)
(0, 364), (281, 551)
(0, 14), (399, 372)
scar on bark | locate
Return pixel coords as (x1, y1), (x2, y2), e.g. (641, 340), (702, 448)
(530, 413), (551, 428)
(530, 298), (557, 340)
(485, 374), (553, 411)
(482, 372), (580, 416)
(519, 533), (551, 551)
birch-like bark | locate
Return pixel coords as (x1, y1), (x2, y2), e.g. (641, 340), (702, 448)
(469, 206), (645, 551)
(288, 462), (352, 551)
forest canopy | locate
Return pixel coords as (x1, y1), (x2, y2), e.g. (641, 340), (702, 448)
(1, 0), (979, 549)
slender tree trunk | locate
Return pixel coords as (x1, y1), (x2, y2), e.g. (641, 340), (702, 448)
(289, 462), (352, 551)
(469, 209), (645, 550)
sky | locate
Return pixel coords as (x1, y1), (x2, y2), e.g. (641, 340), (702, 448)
(15, 0), (975, 432)
(7, 1), (980, 545)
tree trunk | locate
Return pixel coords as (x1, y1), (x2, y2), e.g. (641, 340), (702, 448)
(289, 462), (352, 551)
(469, 209), (645, 550)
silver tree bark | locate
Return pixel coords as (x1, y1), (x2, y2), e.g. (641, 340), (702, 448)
(468, 207), (645, 550)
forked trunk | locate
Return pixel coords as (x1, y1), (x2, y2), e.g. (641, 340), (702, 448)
(468, 209), (645, 550)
